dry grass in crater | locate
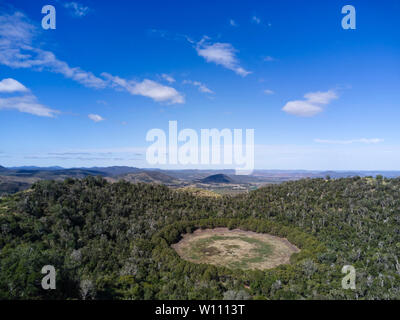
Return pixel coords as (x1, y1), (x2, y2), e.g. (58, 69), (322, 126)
(172, 228), (300, 270)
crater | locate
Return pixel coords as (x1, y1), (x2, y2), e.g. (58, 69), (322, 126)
(172, 227), (300, 270)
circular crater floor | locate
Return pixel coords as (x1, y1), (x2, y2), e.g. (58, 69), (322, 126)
(172, 227), (300, 270)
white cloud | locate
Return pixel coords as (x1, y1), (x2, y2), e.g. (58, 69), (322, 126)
(64, 2), (90, 17)
(183, 80), (214, 94)
(314, 138), (384, 145)
(282, 89), (338, 117)
(102, 73), (184, 104)
(0, 78), (57, 117)
(88, 114), (104, 122)
(282, 100), (323, 117)
(161, 73), (175, 83)
(195, 38), (251, 77)
(263, 89), (274, 95)
(0, 78), (28, 93)
(0, 11), (35, 44)
(133, 80), (184, 103)
(0, 11), (185, 106)
(229, 19), (237, 27)
(0, 95), (58, 117)
(0, 12), (106, 89)
(304, 90), (338, 104)
(252, 16), (261, 24)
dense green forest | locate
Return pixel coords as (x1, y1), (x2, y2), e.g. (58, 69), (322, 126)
(0, 176), (399, 300)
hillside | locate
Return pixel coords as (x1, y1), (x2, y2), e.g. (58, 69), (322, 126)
(0, 176), (31, 195)
(0, 176), (399, 300)
(116, 171), (181, 185)
(200, 174), (233, 184)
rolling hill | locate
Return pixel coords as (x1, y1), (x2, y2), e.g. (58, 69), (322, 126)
(199, 174), (234, 184)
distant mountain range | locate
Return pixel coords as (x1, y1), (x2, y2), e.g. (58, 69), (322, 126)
(1, 165), (400, 196)
(6, 166), (65, 171)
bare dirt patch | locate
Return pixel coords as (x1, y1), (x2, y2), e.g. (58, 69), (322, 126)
(172, 228), (300, 270)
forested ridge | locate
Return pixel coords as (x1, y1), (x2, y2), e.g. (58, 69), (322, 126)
(0, 176), (399, 300)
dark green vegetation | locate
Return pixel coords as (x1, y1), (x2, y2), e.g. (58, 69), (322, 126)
(0, 177), (31, 195)
(0, 176), (400, 299)
(199, 174), (233, 184)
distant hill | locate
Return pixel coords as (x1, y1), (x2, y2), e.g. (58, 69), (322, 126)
(84, 166), (141, 176)
(0, 178), (31, 196)
(7, 166), (64, 171)
(118, 171), (180, 185)
(200, 174), (233, 184)
(5, 168), (105, 179)
(2, 165), (400, 196)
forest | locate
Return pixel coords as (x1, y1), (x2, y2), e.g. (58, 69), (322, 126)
(0, 175), (399, 300)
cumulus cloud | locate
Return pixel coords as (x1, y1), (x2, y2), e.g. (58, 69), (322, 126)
(102, 73), (184, 104)
(195, 38), (251, 77)
(133, 80), (184, 103)
(304, 90), (338, 104)
(263, 89), (274, 95)
(88, 114), (104, 122)
(0, 94), (58, 117)
(0, 11), (184, 106)
(282, 90), (338, 117)
(282, 101), (323, 117)
(0, 78), (28, 93)
(161, 73), (175, 83)
(0, 78), (57, 117)
(183, 80), (214, 94)
(64, 2), (90, 17)
(314, 138), (384, 145)
(0, 12), (106, 89)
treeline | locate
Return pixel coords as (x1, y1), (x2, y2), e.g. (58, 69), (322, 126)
(0, 176), (399, 299)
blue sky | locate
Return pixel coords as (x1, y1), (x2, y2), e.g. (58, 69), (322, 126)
(0, 0), (399, 170)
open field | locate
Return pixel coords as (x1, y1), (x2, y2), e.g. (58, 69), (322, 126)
(172, 228), (300, 270)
